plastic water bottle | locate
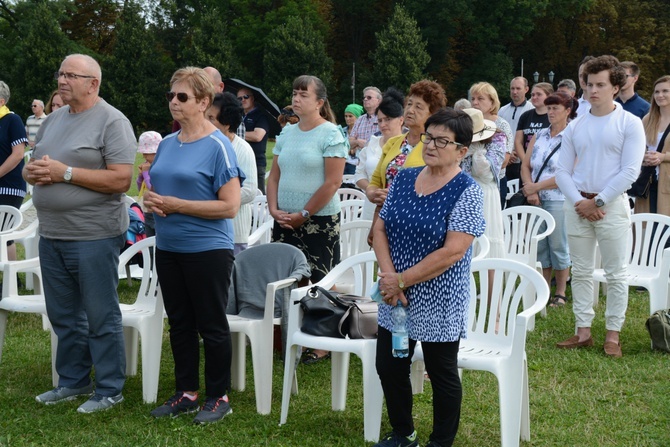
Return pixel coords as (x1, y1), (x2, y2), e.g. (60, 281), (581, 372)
(391, 302), (409, 358)
(370, 281), (384, 303)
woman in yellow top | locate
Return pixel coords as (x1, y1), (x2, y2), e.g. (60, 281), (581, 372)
(365, 80), (447, 242)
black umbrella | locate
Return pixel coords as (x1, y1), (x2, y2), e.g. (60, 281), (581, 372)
(223, 78), (282, 138)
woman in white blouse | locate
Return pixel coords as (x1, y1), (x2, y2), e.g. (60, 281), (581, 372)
(353, 88), (405, 220)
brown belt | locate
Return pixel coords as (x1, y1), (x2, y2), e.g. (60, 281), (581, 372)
(579, 191), (598, 199)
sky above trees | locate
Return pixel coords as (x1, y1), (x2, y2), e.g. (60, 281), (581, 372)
(2, 0), (668, 134)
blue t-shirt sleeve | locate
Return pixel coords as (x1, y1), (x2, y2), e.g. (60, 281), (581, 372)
(8, 114), (28, 147)
(213, 134), (245, 193)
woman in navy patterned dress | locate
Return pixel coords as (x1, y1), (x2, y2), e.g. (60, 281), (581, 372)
(372, 109), (485, 447)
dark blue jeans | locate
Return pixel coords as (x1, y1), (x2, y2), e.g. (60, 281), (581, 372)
(40, 235), (126, 396)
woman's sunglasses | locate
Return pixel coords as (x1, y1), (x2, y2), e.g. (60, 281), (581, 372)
(166, 91), (195, 103)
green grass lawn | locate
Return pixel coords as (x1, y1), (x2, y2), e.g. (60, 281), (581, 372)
(0, 282), (668, 446)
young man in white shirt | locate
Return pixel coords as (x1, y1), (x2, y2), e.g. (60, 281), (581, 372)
(555, 55), (645, 358)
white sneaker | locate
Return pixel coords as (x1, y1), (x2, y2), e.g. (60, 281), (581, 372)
(35, 384), (94, 405)
(77, 393), (124, 413)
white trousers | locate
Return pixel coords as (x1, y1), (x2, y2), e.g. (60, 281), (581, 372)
(564, 194), (630, 331)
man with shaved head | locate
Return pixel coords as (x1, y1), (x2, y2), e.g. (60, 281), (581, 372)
(25, 54), (136, 413)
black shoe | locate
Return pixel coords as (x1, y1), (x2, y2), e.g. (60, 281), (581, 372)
(151, 392), (199, 418)
(373, 431), (418, 447)
(193, 396), (232, 424)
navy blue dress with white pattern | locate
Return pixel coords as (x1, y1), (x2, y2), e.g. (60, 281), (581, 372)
(378, 167), (485, 342)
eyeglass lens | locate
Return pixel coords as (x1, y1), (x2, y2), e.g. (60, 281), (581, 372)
(165, 92), (192, 102)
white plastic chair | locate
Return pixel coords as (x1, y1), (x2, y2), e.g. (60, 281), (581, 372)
(473, 234), (490, 261)
(340, 220), (373, 260)
(0, 205), (22, 235)
(227, 244), (309, 415)
(338, 187), (366, 202)
(593, 213), (670, 314)
(341, 174), (356, 185)
(340, 199), (364, 224)
(410, 259), (549, 447)
(506, 178), (520, 201)
(280, 251), (382, 442)
(0, 221), (50, 367)
(336, 220), (374, 294)
(248, 194), (274, 246)
(118, 236), (165, 403)
(501, 206), (555, 325)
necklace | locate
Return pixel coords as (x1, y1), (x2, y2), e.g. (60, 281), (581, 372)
(179, 131), (193, 147)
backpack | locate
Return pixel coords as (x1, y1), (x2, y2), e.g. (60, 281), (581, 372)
(646, 309), (670, 353)
(123, 202), (147, 267)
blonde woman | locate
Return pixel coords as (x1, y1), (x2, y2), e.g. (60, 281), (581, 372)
(634, 75), (670, 215)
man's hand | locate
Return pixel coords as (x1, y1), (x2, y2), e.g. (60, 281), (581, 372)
(575, 199), (605, 222)
(24, 155), (67, 185)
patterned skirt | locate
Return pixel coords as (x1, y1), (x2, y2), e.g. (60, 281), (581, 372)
(272, 213), (340, 283)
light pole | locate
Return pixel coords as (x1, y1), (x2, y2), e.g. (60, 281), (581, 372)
(533, 70), (555, 85)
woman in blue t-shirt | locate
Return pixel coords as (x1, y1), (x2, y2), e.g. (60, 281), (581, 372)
(143, 67), (243, 425)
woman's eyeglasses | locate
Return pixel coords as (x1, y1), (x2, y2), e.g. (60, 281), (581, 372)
(420, 133), (464, 149)
(166, 91), (195, 103)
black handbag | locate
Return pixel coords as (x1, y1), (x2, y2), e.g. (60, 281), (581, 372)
(628, 123), (670, 199)
(507, 143), (561, 208)
(299, 286), (378, 339)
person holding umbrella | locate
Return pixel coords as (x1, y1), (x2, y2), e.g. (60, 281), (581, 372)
(239, 88), (270, 194)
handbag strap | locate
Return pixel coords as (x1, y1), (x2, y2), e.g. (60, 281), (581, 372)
(654, 122), (670, 154)
(533, 142), (561, 183)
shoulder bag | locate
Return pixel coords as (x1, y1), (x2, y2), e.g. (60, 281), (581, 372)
(646, 309), (670, 353)
(507, 142), (561, 207)
(299, 286), (378, 339)
(628, 123), (670, 199)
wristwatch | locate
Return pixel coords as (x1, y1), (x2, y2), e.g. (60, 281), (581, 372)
(594, 196), (605, 207)
(300, 209), (310, 219)
(398, 273), (406, 290)
(63, 166), (73, 183)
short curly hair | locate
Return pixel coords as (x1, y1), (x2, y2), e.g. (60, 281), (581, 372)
(581, 55), (627, 92)
(408, 80), (447, 114)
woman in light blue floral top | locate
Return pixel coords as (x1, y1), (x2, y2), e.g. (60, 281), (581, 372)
(520, 92), (578, 307)
(266, 75), (347, 364)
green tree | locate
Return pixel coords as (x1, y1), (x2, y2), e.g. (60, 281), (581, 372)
(6, 0), (77, 118)
(263, 15), (333, 107)
(369, 4), (430, 93)
(106, 0), (173, 134)
(177, 6), (240, 78)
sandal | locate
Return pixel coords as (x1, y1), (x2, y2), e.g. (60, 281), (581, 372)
(301, 351), (331, 365)
(549, 294), (568, 307)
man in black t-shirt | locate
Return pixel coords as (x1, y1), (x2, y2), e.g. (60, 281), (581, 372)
(239, 87), (270, 193)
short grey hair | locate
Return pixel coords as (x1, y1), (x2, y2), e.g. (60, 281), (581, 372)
(453, 98), (472, 111)
(0, 81), (10, 102)
(33, 99), (44, 108)
(363, 86), (382, 99)
(557, 79), (577, 92)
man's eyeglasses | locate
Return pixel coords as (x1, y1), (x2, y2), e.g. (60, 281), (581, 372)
(363, 96), (374, 101)
(166, 91), (196, 103)
(238, 94), (251, 101)
(420, 133), (464, 149)
(54, 71), (95, 81)
(31, 105), (39, 108)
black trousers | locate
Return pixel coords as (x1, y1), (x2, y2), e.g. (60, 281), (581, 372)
(156, 248), (234, 397)
(376, 327), (462, 447)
